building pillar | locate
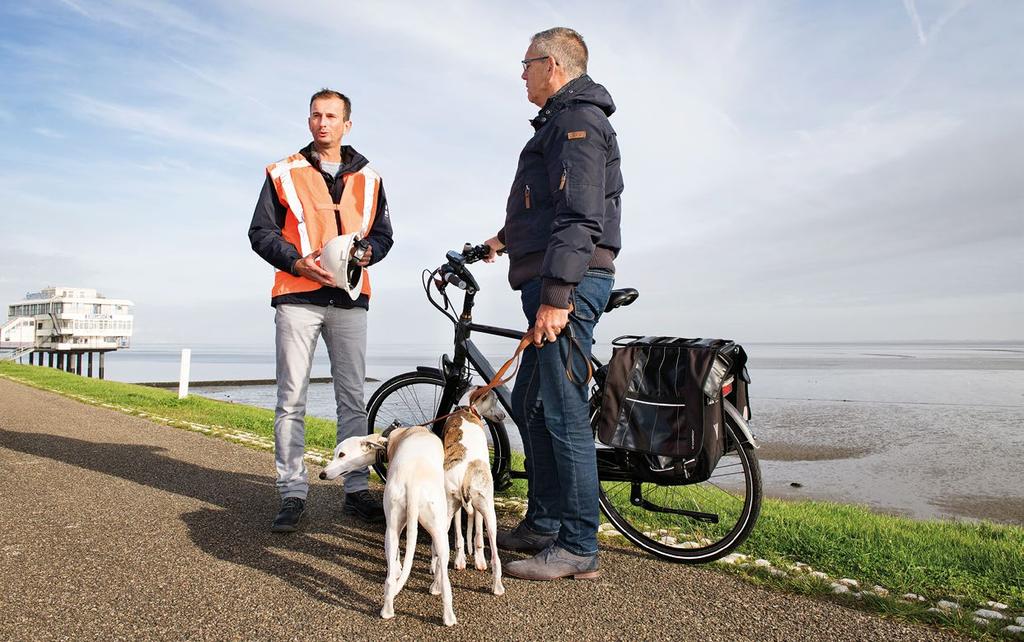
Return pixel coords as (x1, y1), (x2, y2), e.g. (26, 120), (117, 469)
(88, 352), (94, 378)
(99, 352), (105, 380)
(48, 352), (54, 368)
(75, 353), (82, 376)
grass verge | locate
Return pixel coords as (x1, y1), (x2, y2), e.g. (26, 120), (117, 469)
(3, 362), (1022, 639)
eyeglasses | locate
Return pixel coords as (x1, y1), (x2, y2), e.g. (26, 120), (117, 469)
(521, 55), (550, 72)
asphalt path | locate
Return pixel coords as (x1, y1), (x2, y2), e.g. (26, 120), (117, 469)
(0, 378), (964, 641)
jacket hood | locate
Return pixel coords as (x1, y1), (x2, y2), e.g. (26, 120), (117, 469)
(531, 75), (616, 129)
(300, 143), (369, 175)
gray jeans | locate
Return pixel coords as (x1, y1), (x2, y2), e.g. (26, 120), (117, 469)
(274, 303), (368, 499)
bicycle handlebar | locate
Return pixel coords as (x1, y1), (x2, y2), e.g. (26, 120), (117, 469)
(435, 243), (503, 292)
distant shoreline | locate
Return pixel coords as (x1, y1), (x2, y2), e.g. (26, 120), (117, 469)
(139, 377), (381, 388)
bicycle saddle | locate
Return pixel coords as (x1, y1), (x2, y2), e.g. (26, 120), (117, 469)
(605, 288), (638, 313)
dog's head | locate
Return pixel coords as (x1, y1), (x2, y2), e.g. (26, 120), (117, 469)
(319, 433), (387, 480)
(467, 386), (505, 422)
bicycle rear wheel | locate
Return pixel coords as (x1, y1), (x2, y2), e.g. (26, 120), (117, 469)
(597, 417), (762, 563)
(365, 370), (508, 482)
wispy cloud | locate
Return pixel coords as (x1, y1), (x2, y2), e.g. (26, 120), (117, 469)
(32, 127), (65, 139)
(902, 0), (972, 46)
(69, 94), (276, 154)
(56, 0), (91, 19)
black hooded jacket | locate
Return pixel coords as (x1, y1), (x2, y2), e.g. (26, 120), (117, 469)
(248, 144), (394, 309)
(498, 75), (623, 308)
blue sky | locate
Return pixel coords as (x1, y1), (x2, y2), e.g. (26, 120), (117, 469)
(1, 0), (1021, 348)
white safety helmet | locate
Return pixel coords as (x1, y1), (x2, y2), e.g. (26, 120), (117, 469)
(319, 233), (364, 300)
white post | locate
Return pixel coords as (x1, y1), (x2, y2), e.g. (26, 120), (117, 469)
(178, 348), (191, 399)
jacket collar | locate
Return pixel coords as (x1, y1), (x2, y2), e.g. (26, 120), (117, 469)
(300, 143), (369, 176)
(530, 74), (590, 130)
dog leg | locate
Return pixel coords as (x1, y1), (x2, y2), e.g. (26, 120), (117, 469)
(426, 516), (457, 627)
(452, 506), (467, 570)
(482, 493), (505, 595)
(429, 539), (443, 595)
(473, 510), (486, 571)
(381, 523), (401, 619)
(464, 506), (475, 568)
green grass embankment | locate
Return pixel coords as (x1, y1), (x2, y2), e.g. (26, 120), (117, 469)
(0, 361), (336, 452)
(3, 362), (1021, 639)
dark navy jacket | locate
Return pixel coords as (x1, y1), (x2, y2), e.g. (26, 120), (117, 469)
(499, 75), (623, 306)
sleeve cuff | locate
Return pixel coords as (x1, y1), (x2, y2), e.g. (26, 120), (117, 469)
(540, 279), (573, 309)
(496, 228), (506, 246)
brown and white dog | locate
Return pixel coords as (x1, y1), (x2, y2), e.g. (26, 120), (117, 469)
(442, 388), (505, 596)
(320, 427), (457, 626)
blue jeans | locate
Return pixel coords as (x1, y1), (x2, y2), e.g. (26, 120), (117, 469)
(511, 270), (614, 556)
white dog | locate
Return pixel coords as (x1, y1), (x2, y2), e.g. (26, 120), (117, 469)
(442, 388), (505, 596)
(320, 427), (457, 626)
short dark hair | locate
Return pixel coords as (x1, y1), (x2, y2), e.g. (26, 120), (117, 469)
(531, 27), (588, 78)
(309, 88), (351, 121)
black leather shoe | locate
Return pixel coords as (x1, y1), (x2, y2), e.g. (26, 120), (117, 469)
(271, 497), (305, 533)
(496, 520), (558, 552)
(343, 490), (385, 523)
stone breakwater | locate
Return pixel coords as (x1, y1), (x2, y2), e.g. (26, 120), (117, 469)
(710, 552), (1023, 637)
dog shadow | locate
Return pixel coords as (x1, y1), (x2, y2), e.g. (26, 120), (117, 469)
(0, 428), (490, 624)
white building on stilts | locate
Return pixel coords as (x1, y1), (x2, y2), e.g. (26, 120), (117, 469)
(1, 286), (134, 377)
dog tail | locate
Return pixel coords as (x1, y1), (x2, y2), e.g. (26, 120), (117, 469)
(395, 485), (419, 592)
(461, 459), (490, 516)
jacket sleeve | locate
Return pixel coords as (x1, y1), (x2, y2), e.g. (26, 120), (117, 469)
(248, 174), (302, 274)
(365, 181), (394, 266)
(539, 107), (610, 308)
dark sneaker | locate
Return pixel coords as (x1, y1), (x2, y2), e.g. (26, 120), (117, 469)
(504, 544), (600, 581)
(271, 497), (305, 533)
(342, 490), (385, 523)
(496, 520), (558, 553)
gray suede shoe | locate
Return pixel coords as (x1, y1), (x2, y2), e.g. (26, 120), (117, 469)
(496, 521), (558, 553)
(504, 544), (600, 581)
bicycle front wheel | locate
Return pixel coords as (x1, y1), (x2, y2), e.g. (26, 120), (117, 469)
(365, 370), (509, 482)
(597, 416), (762, 563)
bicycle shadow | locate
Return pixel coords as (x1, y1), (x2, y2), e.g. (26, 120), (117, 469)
(0, 428), (448, 624)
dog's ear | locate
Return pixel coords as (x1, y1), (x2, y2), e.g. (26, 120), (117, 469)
(362, 433), (388, 452)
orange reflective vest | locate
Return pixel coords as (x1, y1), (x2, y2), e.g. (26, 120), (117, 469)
(266, 153), (382, 299)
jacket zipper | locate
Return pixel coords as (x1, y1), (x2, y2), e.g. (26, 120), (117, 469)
(525, 185), (532, 209)
(559, 168), (567, 191)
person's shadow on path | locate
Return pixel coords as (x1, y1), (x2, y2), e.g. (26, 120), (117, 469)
(0, 428), (454, 624)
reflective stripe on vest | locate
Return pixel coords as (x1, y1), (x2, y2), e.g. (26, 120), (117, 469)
(266, 153), (382, 299)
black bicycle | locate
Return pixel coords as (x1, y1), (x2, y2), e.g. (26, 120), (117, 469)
(365, 244), (762, 562)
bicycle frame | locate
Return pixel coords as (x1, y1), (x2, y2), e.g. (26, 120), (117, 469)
(392, 246), (762, 563)
(423, 267), (605, 484)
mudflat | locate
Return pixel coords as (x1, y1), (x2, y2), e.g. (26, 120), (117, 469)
(0, 378), (964, 641)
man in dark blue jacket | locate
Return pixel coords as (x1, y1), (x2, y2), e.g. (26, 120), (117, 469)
(484, 27), (622, 580)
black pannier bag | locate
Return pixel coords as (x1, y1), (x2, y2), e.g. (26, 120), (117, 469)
(597, 336), (750, 484)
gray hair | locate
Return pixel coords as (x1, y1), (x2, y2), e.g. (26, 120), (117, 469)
(530, 27), (588, 79)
